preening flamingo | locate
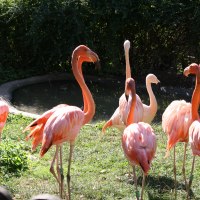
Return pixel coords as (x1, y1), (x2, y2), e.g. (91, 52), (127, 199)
(122, 78), (157, 200)
(183, 63), (200, 199)
(162, 63), (200, 198)
(0, 99), (9, 141)
(102, 41), (159, 133)
(23, 45), (100, 200)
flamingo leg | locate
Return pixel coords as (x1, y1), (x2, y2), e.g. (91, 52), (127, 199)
(50, 146), (61, 185)
(173, 146), (177, 200)
(182, 143), (188, 191)
(59, 146), (64, 198)
(141, 173), (146, 200)
(133, 166), (139, 200)
(186, 156), (196, 200)
(66, 142), (75, 200)
(56, 146), (64, 198)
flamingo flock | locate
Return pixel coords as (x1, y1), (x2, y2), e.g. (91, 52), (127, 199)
(1, 42), (200, 200)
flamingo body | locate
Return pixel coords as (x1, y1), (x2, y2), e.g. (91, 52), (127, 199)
(162, 100), (192, 151)
(24, 104), (68, 151)
(23, 45), (100, 199)
(122, 122), (156, 175)
(189, 120), (200, 156)
(0, 100), (9, 139)
(119, 93), (144, 125)
(40, 106), (84, 156)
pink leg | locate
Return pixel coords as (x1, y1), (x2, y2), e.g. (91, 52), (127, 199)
(174, 146), (177, 200)
(59, 146), (64, 198)
(186, 156), (196, 200)
(66, 143), (75, 200)
(182, 143), (188, 191)
(133, 166), (139, 200)
(50, 146), (61, 185)
(140, 173), (146, 200)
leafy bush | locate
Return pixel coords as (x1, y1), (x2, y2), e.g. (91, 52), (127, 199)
(0, 0), (200, 83)
(0, 139), (29, 177)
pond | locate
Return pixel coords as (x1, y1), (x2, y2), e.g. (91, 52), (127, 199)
(11, 79), (193, 123)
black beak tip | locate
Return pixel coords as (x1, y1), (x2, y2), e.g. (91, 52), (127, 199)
(95, 61), (101, 71)
(125, 94), (129, 101)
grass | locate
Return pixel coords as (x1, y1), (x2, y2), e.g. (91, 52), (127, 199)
(1, 114), (200, 200)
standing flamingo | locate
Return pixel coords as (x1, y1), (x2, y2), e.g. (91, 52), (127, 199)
(23, 45), (100, 200)
(161, 63), (200, 198)
(182, 63), (200, 199)
(122, 78), (157, 200)
(0, 99), (9, 141)
(102, 40), (159, 133)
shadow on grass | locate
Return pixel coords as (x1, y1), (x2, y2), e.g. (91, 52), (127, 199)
(128, 175), (195, 199)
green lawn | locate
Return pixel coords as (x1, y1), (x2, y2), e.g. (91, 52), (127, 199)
(0, 114), (200, 200)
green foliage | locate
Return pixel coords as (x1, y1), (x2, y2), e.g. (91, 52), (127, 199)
(0, 139), (29, 177)
(0, 1), (200, 81)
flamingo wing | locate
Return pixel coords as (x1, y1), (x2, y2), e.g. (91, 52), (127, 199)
(189, 120), (200, 156)
(122, 122), (156, 175)
(40, 106), (84, 157)
(162, 100), (192, 152)
(24, 104), (68, 150)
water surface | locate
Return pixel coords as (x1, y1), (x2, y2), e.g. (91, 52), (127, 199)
(12, 79), (192, 123)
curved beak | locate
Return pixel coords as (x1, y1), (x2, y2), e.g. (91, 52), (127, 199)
(95, 60), (101, 71)
(183, 67), (190, 77)
(125, 93), (129, 101)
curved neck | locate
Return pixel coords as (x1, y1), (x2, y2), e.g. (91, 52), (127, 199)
(191, 75), (200, 121)
(126, 91), (136, 126)
(125, 48), (131, 79)
(77, 59), (88, 113)
(146, 79), (157, 113)
(72, 54), (95, 124)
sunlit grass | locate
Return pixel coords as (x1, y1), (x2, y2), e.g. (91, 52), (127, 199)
(0, 114), (200, 199)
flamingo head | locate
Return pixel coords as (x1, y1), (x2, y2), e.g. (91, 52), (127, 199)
(124, 40), (130, 52)
(72, 45), (100, 66)
(184, 63), (200, 77)
(125, 78), (136, 101)
(146, 74), (160, 84)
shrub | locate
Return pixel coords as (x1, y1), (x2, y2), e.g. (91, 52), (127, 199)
(0, 139), (29, 177)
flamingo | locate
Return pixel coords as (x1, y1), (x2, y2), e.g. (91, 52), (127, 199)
(23, 45), (100, 200)
(122, 78), (157, 200)
(102, 40), (159, 133)
(161, 63), (200, 198)
(0, 99), (9, 141)
(182, 63), (200, 199)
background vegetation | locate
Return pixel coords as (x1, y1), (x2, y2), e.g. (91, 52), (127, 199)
(1, 0), (200, 84)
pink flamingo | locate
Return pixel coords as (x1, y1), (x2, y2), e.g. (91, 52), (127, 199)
(122, 78), (157, 200)
(23, 45), (100, 199)
(0, 99), (9, 141)
(102, 40), (159, 133)
(162, 63), (200, 198)
(102, 40), (143, 132)
(183, 63), (200, 199)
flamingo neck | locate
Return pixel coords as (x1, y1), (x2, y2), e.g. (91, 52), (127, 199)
(125, 48), (131, 79)
(126, 91), (136, 126)
(72, 54), (95, 125)
(191, 75), (200, 121)
(146, 79), (157, 115)
(77, 59), (87, 113)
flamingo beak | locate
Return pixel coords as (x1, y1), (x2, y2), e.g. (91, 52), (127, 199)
(125, 94), (129, 101)
(183, 67), (190, 77)
(95, 60), (101, 71)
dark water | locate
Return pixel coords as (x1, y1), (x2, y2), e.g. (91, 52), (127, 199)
(11, 79), (193, 123)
